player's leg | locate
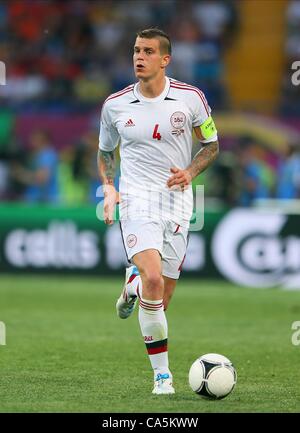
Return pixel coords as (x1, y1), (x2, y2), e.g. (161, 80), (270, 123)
(132, 248), (163, 299)
(116, 219), (162, 319)
(117, 269), (177, 315)
(162, 276), (177, 311)
(161, 222), (188, 307)
(132, 249), (174, 394)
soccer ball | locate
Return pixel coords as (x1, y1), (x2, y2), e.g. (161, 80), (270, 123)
(188, 353), (237, 399)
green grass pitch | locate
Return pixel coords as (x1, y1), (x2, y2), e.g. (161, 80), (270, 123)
(0, 274), (300, 413)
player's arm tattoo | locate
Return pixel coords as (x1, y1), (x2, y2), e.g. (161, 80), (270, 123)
(97, 149), (116, 186)
(187, 140), (219, 179)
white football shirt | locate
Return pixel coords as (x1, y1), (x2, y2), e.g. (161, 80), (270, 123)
(99, 77), (218, 227)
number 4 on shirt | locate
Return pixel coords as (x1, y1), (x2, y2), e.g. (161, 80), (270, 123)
(153, 124), (161, 141)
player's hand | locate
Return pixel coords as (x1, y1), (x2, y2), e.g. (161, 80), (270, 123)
(167, 167), (192, 191)
(103, 185), (119, 225)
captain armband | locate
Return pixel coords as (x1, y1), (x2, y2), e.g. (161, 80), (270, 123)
(199, 116), (217, 141)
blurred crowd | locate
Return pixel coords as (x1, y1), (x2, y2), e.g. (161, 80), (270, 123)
(0, 0), (300, 207)
(195, 136), (300, 207)
(1, 125), (300, 207)
(0, 0), (238, 111)
(0, 125), (106, 205)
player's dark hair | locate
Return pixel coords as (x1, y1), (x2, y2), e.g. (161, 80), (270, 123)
(136, 28), (172, 55)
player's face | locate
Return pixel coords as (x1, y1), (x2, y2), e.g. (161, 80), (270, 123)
(133, 37), (169, 80)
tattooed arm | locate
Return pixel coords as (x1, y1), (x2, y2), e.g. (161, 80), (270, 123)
(97, 149), (119, 225)
(167, 129), (219, 190)
(97, 149), (116, 186)
(186, 139), (219, 180)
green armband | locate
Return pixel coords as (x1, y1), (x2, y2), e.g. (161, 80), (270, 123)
(199, 116), (217, 140)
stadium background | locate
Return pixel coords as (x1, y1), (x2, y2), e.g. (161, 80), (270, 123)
(0, 0), (300, 413)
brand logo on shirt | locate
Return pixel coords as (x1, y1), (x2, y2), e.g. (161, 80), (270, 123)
(125, 119), (135, 127)
(170, 111), (185, 136)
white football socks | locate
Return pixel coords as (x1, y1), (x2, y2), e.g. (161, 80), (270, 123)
(138, 298), (169, 376)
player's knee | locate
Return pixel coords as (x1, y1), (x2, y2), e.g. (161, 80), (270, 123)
(143, 271), (163, 293)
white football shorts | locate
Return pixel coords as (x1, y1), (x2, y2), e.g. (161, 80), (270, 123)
(120, 218), (189, 279)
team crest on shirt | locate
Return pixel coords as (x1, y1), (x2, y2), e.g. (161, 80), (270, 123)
(127, 234), (137, 248)
(170, 111), (186, 136)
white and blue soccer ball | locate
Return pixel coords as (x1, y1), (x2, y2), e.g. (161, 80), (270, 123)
(189, 353), (237, 399)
